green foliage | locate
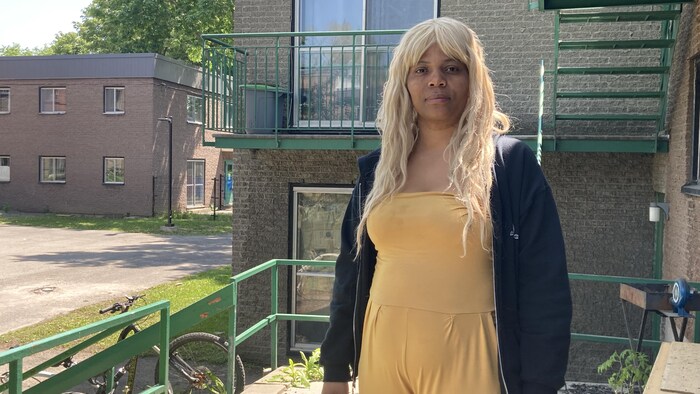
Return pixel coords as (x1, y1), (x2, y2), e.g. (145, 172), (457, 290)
(268, 348), (323, 388)
(204, 369), (226, 393)
(597, 349), (652, 394)
(5, 0), (233, 64)
(71, 0), (233, 63)
(49, 31), (88, 55)
(0, 43), (52, 56)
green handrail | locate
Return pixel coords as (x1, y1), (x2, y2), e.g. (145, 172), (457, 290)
(0, 301), (170, 394)
(228, 260), (699, 374)
(4, 260), (696, 394)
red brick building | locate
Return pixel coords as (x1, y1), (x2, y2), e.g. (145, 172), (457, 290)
(0, 53), (233, 216)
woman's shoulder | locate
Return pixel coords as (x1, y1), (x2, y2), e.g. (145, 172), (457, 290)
(357, 148), (381, 176)
(494, 134), (531, 156)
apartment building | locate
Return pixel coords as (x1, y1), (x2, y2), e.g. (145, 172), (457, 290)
(0, 53), (233, 216)
(201, 0), (699, 383)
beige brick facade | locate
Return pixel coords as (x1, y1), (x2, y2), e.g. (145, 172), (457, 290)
(656, 2), (700, 341)
(225, 0), (693, 383)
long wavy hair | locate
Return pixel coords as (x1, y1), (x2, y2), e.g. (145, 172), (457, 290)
(356, 17), (510, 255)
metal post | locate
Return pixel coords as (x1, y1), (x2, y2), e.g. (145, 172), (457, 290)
(158, 117), (174, 227)
(212, 176), (217, 221)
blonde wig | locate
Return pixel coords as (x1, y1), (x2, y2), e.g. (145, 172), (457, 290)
(357, 17), (510, 254)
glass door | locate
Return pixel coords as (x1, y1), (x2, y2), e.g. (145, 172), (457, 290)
(290, 185), (352, 351)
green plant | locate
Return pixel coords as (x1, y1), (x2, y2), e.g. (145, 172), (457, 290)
(597, 349), (652, 394)
(268, 348), (323, 388)
(204, 369), (226, 394)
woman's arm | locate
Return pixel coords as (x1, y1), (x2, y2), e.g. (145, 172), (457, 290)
(516, 146), (572, 393)
(319, 180), (362, 382)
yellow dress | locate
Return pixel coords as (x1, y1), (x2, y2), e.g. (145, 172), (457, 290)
(358, 192), (499, 394)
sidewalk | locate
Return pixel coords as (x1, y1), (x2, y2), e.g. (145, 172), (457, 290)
(0, 224), (232, 335)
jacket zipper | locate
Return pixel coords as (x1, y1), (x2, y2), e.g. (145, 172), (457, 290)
(351, 181), (363, 392)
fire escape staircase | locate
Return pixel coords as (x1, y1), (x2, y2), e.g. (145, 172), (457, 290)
(531, 0), (689, 153)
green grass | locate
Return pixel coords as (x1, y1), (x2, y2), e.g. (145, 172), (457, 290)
(0, 212), (231, 235)
(0, 266), (232, 352)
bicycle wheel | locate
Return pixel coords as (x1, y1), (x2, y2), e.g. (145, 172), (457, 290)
(94, 325), (141, 394)
(154, 332), (245, 394)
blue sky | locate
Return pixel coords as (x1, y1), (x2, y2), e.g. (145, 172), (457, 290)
(0, 0), (93, 48)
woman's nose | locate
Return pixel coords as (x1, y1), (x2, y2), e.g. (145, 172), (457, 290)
(428, 71), (446, 87)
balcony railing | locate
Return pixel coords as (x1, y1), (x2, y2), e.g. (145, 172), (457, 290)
(202, 30), (405, 137)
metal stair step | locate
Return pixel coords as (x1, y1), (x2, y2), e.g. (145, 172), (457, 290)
(557, 66), (669, 75)
(559, 39), (674, 50)
(541, 0), (690, 11)
(557, 91), (664, 99)
(556, 114), (660, 121)
(559, 10), (681, 23)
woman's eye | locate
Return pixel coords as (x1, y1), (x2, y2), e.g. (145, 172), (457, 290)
(414, 67), (427, 74)
(446, 66), (460, 72)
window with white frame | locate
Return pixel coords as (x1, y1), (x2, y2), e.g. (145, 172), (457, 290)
(0, 156), (9, 182)
(295, 0), (436, 126)
(186, 160), (205, 206)
(290, 185), (353, 351)
(0, 88), (9, 113)
(104, 157), (125, 184)
(104, 87), (125, 114)
(187, 95), (203, 124)
(40, 156), (66, 183)
(40, 87), (66, 114)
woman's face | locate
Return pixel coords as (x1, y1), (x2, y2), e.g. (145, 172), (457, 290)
(406, 43), (470, 130)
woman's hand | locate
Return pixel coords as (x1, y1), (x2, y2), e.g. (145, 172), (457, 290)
(321, 381), (350, 394)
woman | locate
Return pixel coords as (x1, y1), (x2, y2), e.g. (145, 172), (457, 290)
(320, 17), (571, 394)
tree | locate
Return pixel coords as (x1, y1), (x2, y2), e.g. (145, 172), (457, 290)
(72, 0), (233, 64)
(0, 43), (52, 56)
(48, 31), (87, 55)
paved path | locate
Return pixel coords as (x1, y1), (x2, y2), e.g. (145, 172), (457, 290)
(0, 224), (232, 335)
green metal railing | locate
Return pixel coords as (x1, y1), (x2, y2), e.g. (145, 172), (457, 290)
(539, 4), (683, 153)
(230, 260), (700, 371)
(3, 261), (697, 393)
(202, 30), (404, 140)
(0, 301), (170, 394)
(228, 259), (333, 370)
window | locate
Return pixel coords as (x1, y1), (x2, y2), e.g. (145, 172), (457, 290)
(186, 160), (205, 206)
(0, 88), (9, 113)
(40, 156), (66, 183)
(0, 156), (9, 182)
(295, 0), (436, 126)
(104, 87), (125, 114)
(187, 95), (203, 124)
(290, 185), (353, 351)
(683, 60), (700, 195)
(104, 157), (125, 184)
(40, 87), (66, 114)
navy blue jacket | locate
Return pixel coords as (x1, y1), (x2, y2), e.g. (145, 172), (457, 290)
(320, 136), (572, 394)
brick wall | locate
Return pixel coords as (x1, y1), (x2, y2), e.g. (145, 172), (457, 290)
(657, 2), (700, 341)
(152, 81), (232, 214)
(230, 0), (664, 382)
(0, 78), (156, 216)
(0, 77), (229, 216)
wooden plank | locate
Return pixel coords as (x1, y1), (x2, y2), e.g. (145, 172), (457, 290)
(645, 342), (670, 393)
(660, 342), (700, 393)
(621, 283), (650, 309)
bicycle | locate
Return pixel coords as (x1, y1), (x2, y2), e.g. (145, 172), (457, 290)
(1, 295), (246, 394)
